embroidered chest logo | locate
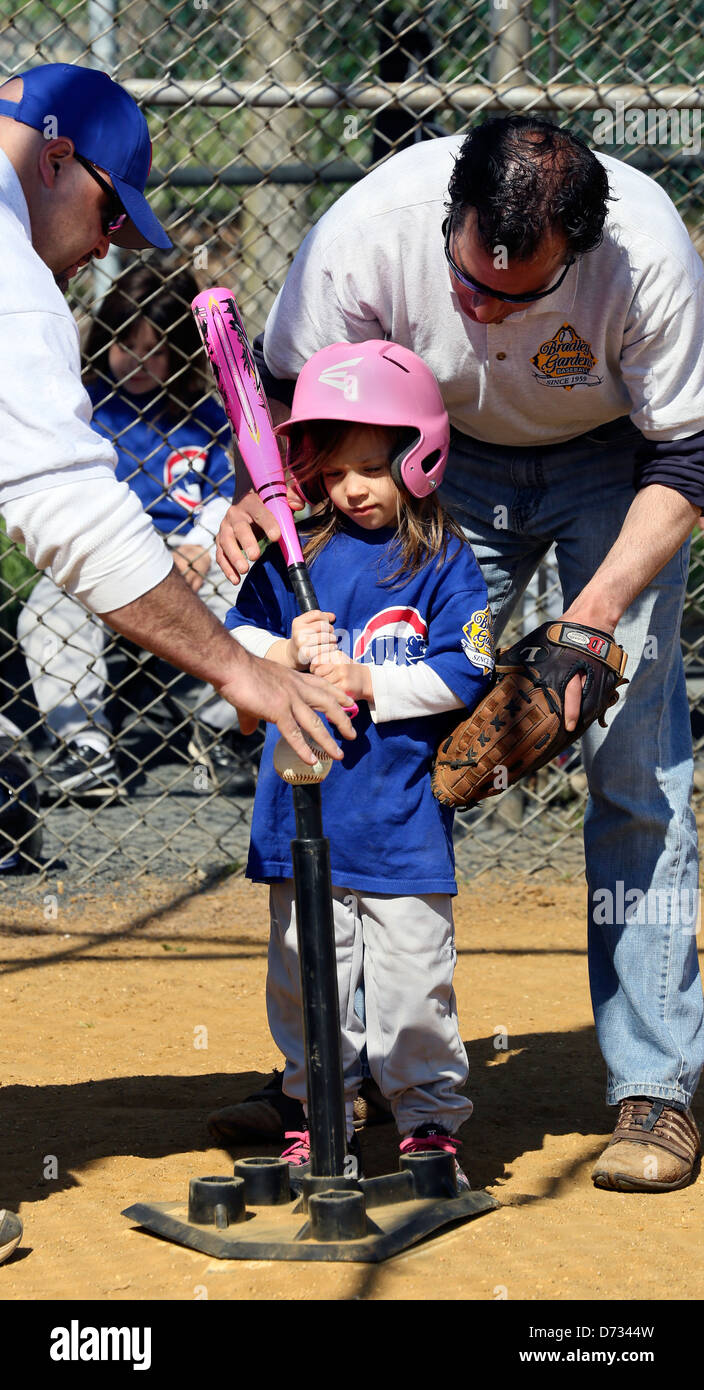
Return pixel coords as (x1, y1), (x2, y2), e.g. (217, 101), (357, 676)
(461, 605), (494, 675)
(530, 323), (602, 391)
(353, 606), (428, 665)
(164, 446), (208, 510)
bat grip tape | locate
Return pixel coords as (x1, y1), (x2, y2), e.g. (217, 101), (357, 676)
(288, 562), (319, 613)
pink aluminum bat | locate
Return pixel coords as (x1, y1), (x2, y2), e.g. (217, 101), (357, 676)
(192, 286), (358, 716)
(191, 287), (303, 571)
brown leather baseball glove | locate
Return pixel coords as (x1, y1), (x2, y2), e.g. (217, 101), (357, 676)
(431, 620), (628, 810)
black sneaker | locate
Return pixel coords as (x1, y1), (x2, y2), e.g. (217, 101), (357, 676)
(39, 743), (125, 804)
(187, 723), (256, 796)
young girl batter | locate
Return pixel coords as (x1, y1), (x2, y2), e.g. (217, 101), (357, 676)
(226, 340), (493, 1188)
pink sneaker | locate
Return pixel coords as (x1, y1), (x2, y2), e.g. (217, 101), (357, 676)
(281, 1129), (363, 1192)
(281, 1129), (311, 1168)
(399, 1124), (471, 1192)
(281, 1128), (311, 1192)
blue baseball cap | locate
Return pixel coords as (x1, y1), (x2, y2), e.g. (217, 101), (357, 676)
(0, 63), (171, 250)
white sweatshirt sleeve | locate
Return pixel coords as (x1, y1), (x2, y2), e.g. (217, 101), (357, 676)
(2, 476), (173, 612)
(0, 308), (119, 498)
(0, 186), (173, 612)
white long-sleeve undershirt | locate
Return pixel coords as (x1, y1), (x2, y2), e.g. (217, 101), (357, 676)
(229, 623), (466, 722)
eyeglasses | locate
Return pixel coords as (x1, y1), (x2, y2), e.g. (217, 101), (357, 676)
(442, 216), (575, 305)
(74, 154), (128, 238)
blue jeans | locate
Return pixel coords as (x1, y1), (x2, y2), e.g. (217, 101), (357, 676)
(441, 418), (704, 1109)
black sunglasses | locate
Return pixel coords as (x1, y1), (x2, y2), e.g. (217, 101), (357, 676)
(75, 154), (128, 237)
(442, 216), (574, 305)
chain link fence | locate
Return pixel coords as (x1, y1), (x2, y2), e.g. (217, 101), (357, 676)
(0, 0), (703, 890)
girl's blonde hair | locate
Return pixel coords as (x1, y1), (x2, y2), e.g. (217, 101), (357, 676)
(288, 420), (468, 586)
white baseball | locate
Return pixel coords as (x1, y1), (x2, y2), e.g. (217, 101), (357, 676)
(273, 734), (333, 784)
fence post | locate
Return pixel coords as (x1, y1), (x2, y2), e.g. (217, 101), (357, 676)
(489, 0), (531, 85)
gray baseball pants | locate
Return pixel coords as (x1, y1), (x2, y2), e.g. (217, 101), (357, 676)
(267, 880), (473, 1139)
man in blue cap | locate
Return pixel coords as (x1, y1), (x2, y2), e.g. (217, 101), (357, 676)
(0, 64), (172, 291)
(0, 64), (355, 1264)
(0, 67), (352, 749)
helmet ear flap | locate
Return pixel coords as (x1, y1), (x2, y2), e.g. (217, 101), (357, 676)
(389, 428), (420, 495)
(389, 452), (406, 492)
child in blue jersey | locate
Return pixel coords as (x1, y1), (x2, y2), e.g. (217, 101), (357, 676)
(84, 265), (236, 572)
(226, 340), (493, 1188)
(19, 265), (252, 800)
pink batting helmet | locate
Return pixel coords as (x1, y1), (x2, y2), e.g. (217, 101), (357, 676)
(275, 340), (449, 499)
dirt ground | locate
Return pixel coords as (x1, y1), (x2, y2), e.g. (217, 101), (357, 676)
(1, 872), (703, 1307)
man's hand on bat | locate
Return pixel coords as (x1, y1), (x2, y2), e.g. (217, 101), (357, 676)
(215, 489), (280, 583)
(215, 473), (307, 586)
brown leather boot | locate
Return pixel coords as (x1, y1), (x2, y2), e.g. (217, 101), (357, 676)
(207, 1070), (305, 1144)
(592, 1097), (700, 1192)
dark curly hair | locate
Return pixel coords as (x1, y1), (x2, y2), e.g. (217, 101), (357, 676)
(83, 262), (205, 412)
(447, 115), (612, 261)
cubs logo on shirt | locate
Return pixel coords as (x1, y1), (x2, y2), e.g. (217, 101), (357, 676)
(353, 606), (429, 665)
(461, 604), (494, 675)
(164, 446), (208, 510)
(530, 323), (602, 391)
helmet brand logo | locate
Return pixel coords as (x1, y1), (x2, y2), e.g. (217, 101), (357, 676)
(318, 357), (363, 401)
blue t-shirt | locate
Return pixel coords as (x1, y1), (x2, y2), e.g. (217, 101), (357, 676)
(87, 381), (234, 539)
(227, 521), (492, 895)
